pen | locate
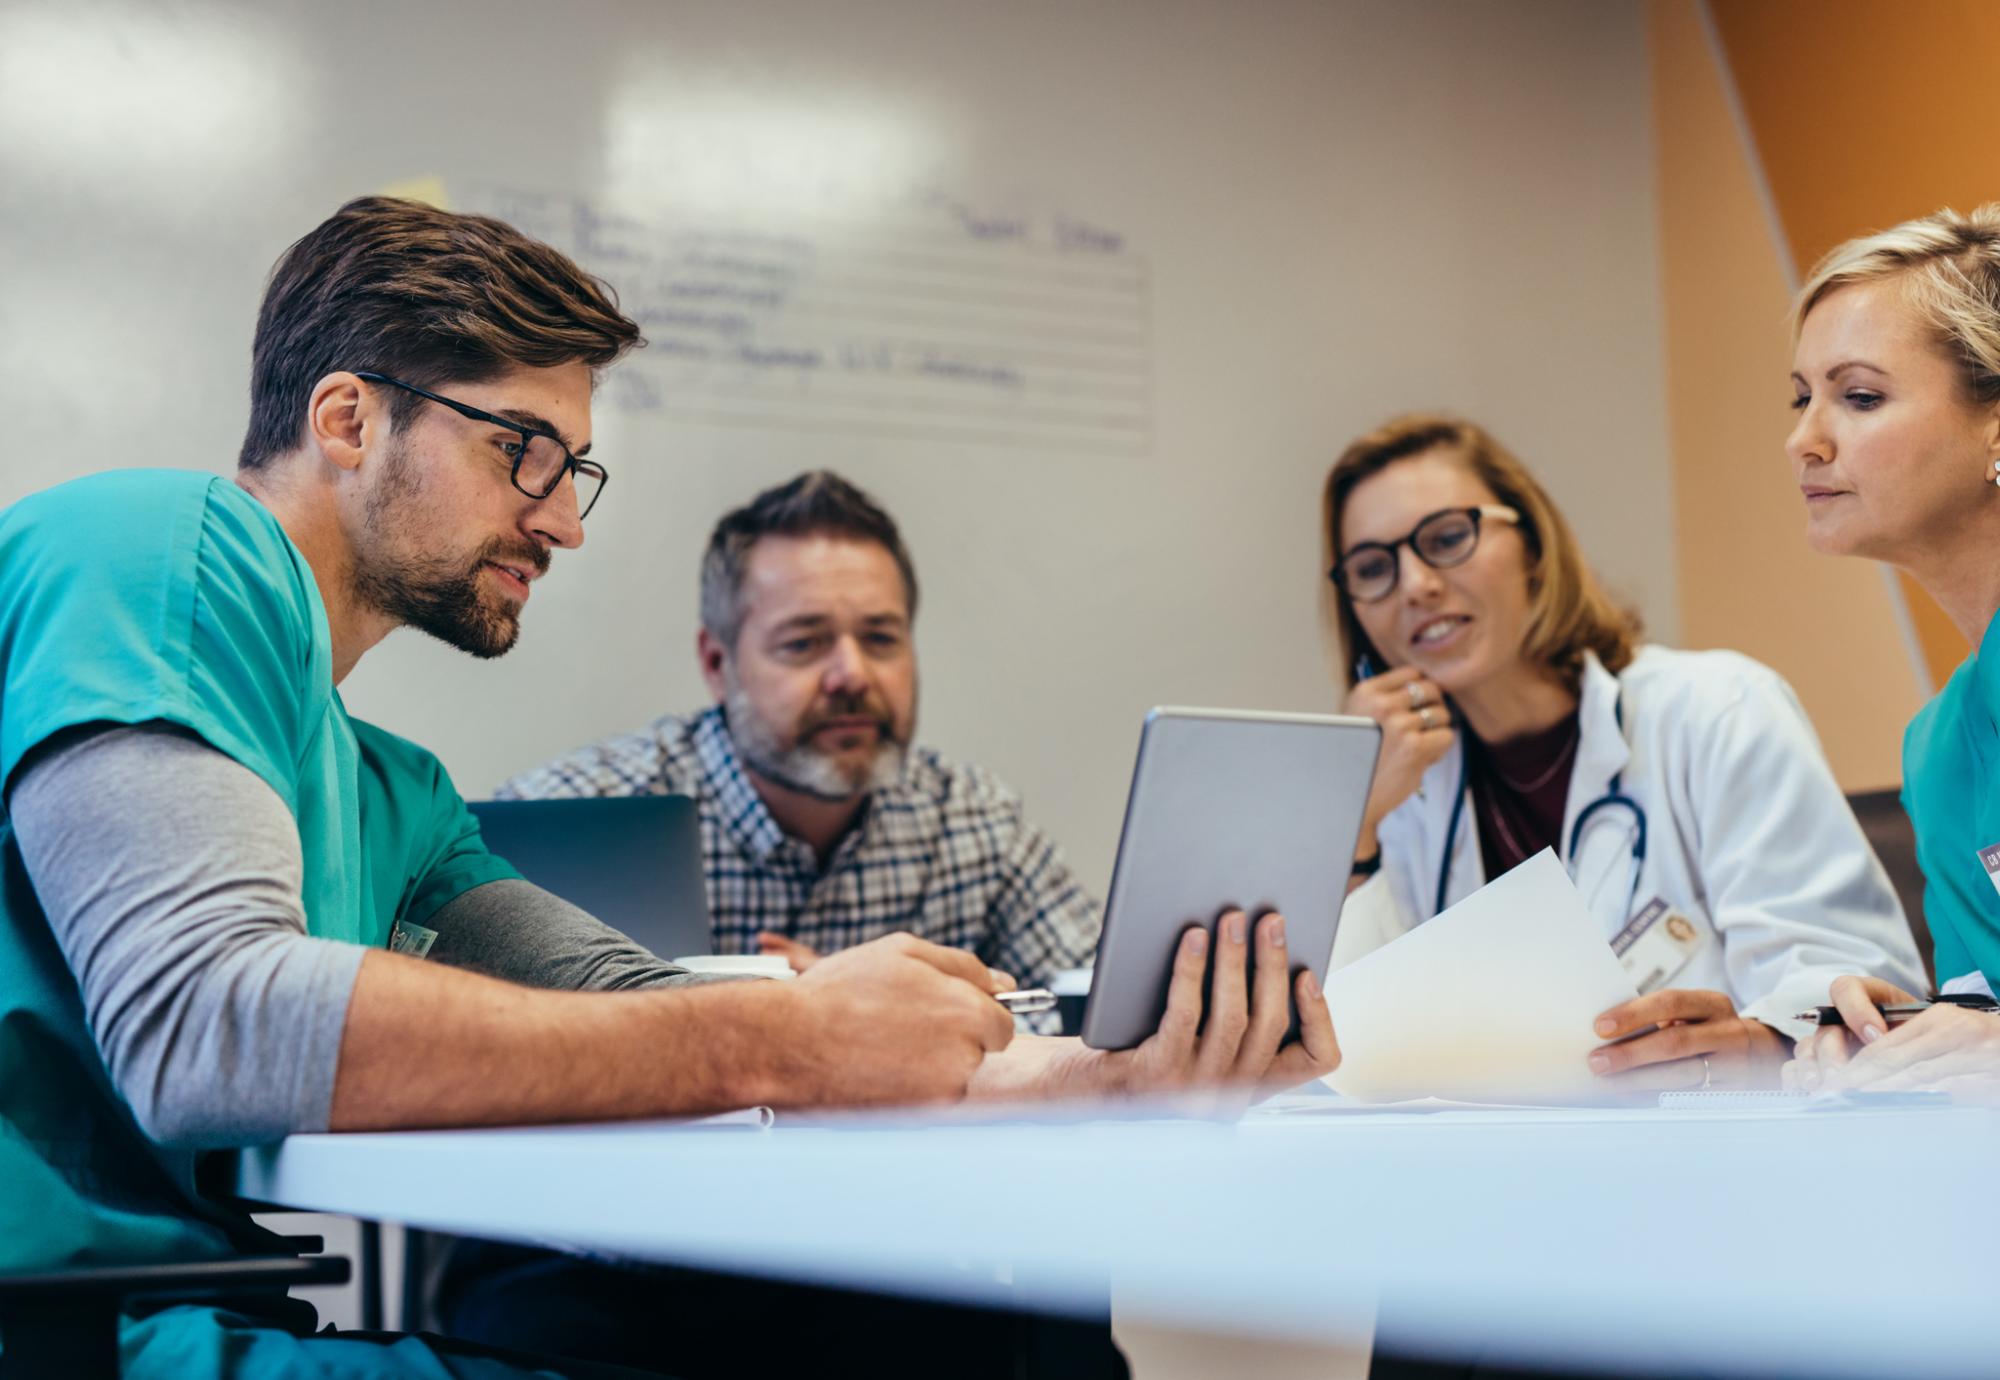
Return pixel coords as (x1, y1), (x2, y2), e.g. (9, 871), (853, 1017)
(995, 988), (1057, 1016)
(1795, 993), (2000, 1029)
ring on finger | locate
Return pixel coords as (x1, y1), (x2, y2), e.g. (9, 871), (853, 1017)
(1406, 681), (1427, 710)
(1418, 706), (1436, 731)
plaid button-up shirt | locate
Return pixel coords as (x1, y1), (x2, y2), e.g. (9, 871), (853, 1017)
(495, 708), (1100, 1004)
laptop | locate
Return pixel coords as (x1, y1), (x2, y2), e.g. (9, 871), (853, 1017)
(469, 796), (712, 961)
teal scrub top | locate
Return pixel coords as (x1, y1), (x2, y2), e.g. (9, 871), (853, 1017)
(0, 468), (517, 1275)
(1902, 608), (2000, 989)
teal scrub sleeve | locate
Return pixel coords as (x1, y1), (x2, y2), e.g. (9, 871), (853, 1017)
(351, 718), (520, 928)
(0, 472), (323, 808)
(1927, 897), (1978, 990)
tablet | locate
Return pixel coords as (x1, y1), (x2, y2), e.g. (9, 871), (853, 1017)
(1080, 707), (1380, 1051)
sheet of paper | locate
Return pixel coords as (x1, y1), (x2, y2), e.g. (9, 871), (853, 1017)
(1323, 849), (1638, 1104)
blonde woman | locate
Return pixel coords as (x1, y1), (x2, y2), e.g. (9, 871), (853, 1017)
(1325, 416), (1922, 1090)
(1783, 207), (2000, 1098)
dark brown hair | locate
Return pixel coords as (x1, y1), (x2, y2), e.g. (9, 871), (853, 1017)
(1322, 414), (1640, 689)
(701, 471), (918, 649)
(238, 196), (643, 470)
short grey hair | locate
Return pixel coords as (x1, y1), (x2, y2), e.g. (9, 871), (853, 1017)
(699, 470), (920, 650)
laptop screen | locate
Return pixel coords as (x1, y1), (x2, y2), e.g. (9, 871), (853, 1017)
(469, 796), (712, 961)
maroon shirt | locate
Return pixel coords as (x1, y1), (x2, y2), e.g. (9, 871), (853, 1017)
(1466, 711), (1582, 881)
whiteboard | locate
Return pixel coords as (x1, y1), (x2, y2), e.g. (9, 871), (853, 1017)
(0, 0), (1673, 895)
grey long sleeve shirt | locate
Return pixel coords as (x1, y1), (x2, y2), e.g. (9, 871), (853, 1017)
(11, 723), (698, 1149)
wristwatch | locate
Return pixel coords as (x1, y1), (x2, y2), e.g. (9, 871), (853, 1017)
(1350, 848), (1382, 879)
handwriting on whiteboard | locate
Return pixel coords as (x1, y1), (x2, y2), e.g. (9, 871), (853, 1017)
(465, 186), (1151, 456)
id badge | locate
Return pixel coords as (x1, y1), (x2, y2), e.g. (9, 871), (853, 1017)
(1609, 897), (1706, 994)
(1979, 843), (2000, 903)
(388, 919), (438, 958)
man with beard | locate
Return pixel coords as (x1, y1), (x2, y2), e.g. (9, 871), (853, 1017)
(451, 470), (1110, 1373)
(0, 197), (1335, 1379)
(495, 470), (1097, 1008)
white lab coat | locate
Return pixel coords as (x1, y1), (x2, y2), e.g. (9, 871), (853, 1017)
(1333, 646), (1925, 1036)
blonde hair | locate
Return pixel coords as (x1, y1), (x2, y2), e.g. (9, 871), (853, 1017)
(1793, 203), (2000, 406)
(1321, 415), (1640, 689)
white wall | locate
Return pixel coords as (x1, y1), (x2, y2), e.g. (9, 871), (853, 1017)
(0, 0), (1671, 893)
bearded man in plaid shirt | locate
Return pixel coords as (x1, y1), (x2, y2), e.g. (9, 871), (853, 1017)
(497, 470), (1098, 1008)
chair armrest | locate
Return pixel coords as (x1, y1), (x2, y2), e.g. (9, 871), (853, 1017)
(0, 1257), (351, 1379)
(0, 1254), (349, 1306)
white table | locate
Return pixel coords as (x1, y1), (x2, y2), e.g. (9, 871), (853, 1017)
(236, 1094), (2000, 1376)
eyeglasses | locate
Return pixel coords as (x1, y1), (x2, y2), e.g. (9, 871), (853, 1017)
(354, 371), (608, 519)
(1329, 504), (1520, 604)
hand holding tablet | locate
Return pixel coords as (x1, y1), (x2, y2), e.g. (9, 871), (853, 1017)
(1081, 707), (1379, 1053)
(1108, 908), (1339, 1100)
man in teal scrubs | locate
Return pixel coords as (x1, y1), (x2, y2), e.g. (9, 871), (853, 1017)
(0, 196), (1336, 1377)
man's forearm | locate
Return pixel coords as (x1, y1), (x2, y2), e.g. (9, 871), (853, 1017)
(330, 949), (811, 1129)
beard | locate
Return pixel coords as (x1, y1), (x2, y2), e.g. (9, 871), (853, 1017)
(723, 678), (910, 802)
(353, 441), (550, 659)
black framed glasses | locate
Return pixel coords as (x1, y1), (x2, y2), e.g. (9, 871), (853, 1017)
(1329, 504), (1520, 603)
(354, 371), (608, 519)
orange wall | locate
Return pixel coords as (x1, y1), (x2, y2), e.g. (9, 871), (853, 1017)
(1709, 0), (1993, 687)
(1650, 0), (1922, 790)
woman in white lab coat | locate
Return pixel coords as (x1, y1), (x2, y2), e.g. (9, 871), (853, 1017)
(1325, 414), (1924, 1090)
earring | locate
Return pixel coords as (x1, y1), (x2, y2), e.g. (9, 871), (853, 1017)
(1993, 459), (2000, 487)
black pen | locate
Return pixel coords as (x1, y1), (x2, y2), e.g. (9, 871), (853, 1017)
(1795, 993), (2000, 1029)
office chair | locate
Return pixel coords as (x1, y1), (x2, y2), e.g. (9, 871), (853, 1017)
(1846, 787), (1931, 984)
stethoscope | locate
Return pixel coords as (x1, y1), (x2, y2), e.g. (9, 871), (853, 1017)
(1432, 692), (1648, 917)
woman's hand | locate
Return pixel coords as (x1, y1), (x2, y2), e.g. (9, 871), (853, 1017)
(1344, 665), (1456, 852)
(1781, 975), (1921, 1092)
(1588, 988), (1792, 1090)
(1813, 1002), (2000, 1104)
